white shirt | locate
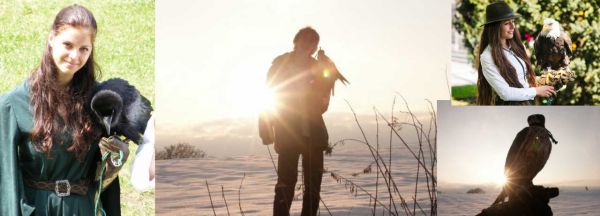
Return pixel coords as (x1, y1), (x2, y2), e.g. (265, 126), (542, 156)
(480, 45), (536, 101)
(130, 115), (155, 192)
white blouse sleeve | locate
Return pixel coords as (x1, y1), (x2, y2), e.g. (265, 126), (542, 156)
(480, 50), (536, 101)
(130, 115), (155, 192)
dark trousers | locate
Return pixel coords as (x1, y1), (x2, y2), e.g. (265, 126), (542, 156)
(273, 147), (324, 216)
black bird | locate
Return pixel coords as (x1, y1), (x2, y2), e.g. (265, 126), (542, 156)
(91, 78), (152, 144)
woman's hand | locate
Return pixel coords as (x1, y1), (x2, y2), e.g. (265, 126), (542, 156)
(98, 136), (130, 166)
(535, 86), (556, 97)
(95, 136), (130, 191)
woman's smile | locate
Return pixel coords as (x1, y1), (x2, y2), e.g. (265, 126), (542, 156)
(64, 59), (80, 69)
(50, 26), (93, 79)
(500, 19), (516, 40)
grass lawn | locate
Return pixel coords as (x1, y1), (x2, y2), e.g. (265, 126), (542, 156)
(120, 143), (155, 215)
(451, 84), (477, 105)
(0, 1), (155, 215)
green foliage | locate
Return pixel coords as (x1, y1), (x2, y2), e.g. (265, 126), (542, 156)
(454, 0), (600, 104)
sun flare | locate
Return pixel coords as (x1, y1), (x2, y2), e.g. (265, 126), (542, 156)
(225, 68), (280, 118)
(257, 87), (277, 112)
(322, 69), (331, 78)
(228, 81), (278, 118)
(495, 174), (507, 186)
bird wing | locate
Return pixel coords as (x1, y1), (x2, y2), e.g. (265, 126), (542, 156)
(561, 31), (573, 57)
(505, 127), (553, 184)
(316, 52), (349, 96)
(122, 90), (152, 145)
(132, 95), (153, 135)
(534, 34), (545, 69)
(521, 127), (553, 182)
(504, 128), (529, 173)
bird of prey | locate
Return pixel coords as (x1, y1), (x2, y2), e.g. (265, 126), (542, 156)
(317, 49), (349, 96)
(90, 78), (152, 144)
(534, 18), (572, 71)
(492, 114), (558, 205)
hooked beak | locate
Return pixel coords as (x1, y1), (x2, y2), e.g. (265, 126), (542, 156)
(102, 109), (114, 135)
(542, 24), (549, 32)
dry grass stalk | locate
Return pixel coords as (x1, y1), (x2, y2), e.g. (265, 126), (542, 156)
(221, 185), (231, 216)
(326, 97), (436, 216)
(203, 96), (437, 215)
(238, 173), (246, 216)
(206, 180), (217, 216)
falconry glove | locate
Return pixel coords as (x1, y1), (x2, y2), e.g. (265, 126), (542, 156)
(535, 68), (575, 89)
(95, 135), (130, 191)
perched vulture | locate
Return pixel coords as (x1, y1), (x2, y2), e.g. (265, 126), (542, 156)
(534, 18), (572, 71)
(91, 78), (152, 144)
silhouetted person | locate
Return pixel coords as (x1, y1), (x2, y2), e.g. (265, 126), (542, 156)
(261, 27), (346, 216)
(479, 114), (559, 216)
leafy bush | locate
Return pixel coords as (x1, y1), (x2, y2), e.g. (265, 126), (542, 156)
(454, 0), (600, 104)
(156, 143), (206, 160)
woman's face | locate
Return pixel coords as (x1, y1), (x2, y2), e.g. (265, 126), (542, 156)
(49, 26), (93, 79)
(500, 19), (515, 40)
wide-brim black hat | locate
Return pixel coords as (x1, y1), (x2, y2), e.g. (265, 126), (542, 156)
(483, 1), (520, 26)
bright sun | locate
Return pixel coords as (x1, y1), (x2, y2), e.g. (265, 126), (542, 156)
(495, 174), (507, 186)
(225, 68), (279, 118)
(228, 82), (277, 118)
(256, 87), (277, 112)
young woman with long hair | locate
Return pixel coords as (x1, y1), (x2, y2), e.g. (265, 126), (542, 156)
(0, 5), (127, 215)
(477, 1), (555, 105)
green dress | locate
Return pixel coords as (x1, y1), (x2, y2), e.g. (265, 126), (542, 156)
(0, 82), (103, 216)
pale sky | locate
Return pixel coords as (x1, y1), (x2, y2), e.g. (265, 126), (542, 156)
(438, 101), (600, 187)
(155, 0), (451, 129)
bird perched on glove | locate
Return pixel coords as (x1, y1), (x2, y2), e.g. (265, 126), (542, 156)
(90, 78), (153, 144)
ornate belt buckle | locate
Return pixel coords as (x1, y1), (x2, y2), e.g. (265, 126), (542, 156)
(55, 180), (71, 197)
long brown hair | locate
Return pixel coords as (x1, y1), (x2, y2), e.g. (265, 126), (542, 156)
(476, 20), (536, 105)
(29, 4), (101, 160)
